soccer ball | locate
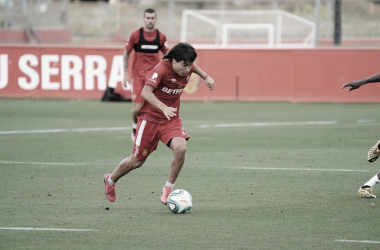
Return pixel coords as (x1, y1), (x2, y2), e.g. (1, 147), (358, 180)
(167, 189), (192, 214)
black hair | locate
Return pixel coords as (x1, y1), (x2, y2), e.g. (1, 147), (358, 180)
(144, 8), (156, 17)
(163, 42), (197, 63)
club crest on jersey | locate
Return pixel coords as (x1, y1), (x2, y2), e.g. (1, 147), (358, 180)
(142, 149), (148, 157)
(170, 78), (177, 83)
(149, 72), (158, 83)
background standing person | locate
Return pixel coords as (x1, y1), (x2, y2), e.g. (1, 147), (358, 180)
(104, 42), (215, 205)
(342, 73), (380, 198)
(124, 8), (169, 142)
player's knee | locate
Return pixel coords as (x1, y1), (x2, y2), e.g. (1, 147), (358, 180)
(173, 144), (187, 157)
(131, 158), (145, 169)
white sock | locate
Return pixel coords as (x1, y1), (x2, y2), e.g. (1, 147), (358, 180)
(108, 174), (116, 186)
(165, 181), (174, 188)
(133, 123), (137, 129)
(363, 174), (380, 187)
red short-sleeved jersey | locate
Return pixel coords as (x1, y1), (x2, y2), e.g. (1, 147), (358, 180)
(125, 28), (169, 79)
(137, 60), (195, 124)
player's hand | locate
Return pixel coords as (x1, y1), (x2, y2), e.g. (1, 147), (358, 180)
(163, 107), (177, 120)
(204, 76), (214, 90)
(123, 73), (130, 88)
(341, 80), (362, 92)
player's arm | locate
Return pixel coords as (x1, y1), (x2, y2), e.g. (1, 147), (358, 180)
(193, 63), (214, 90)
(123, 49), (131, 87)
(342, 72), (380, 92)
(160, 35), (169, 56)
(141, 85), (177, 120)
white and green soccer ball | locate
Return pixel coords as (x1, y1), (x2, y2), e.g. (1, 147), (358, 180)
(167, 189), (192, 214)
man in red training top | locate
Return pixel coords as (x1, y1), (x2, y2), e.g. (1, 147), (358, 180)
(342, 72), (380, 198)
(123, 8), (169, 142)
(104, 42), (214, 205)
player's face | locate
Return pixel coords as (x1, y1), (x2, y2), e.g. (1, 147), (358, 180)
(144, 12), (157, 31)
(172, 59), (192, 77)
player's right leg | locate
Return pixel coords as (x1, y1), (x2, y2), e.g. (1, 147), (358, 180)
(358, 172), (380, 199)
(358, 186), (376, 198)
(130, 78), (145, 143)
(104, 156), (145, 202)
(368, 140), (380, 162)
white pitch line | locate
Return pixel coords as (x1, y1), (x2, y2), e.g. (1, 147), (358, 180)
(198, 121), (337, 128)
(0, 129), (69, 134)
(71, 127), (129, 132)
(235, 167), (368, 172)
(335, 239), (380, 244)
(0, 227), (99, 232)
(0, 127), (130, 135)
(357, 119), (375, 123)
(0, 161), (84, 166)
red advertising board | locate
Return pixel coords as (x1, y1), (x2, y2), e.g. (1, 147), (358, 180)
(1, 45), (379, 102)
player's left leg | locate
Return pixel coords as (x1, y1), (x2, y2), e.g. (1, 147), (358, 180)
(161, 137), (187, 205)
(159, 118), (190, 204)
(168, 137), (187, 184)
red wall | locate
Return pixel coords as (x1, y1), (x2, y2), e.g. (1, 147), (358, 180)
(0, 45), (379, 102)
(185, 48), (380, 102)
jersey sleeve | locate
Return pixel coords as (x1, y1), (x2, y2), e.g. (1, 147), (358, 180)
(160, 32), (169, 54)
(125, 31), (137, 51)
(145, 66), (165, 89)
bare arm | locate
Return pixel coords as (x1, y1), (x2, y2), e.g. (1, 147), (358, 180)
(342, 72), (380, 92)
(141, 85), (177, 120)
(193, 63), (214, 90)
(123, 49), (131, 87)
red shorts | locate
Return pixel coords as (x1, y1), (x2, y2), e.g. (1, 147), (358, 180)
(132, 118), (190, 160)
(131, 78), (145, 103)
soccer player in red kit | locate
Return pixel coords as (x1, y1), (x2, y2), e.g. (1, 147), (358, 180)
(342, 72), (380, 198)
(123, 8), (169, 142)
(104, 42), (215, 204)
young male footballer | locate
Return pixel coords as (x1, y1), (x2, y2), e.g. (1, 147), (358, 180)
(342, 72), (380, 198)
(104, 42), (215, 204)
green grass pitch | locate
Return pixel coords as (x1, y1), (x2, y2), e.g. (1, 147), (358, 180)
(0, 99), (379, 250)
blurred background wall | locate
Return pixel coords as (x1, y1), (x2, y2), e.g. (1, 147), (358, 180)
(1, 0), (379, 102)
(1, 0), (380, 46)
